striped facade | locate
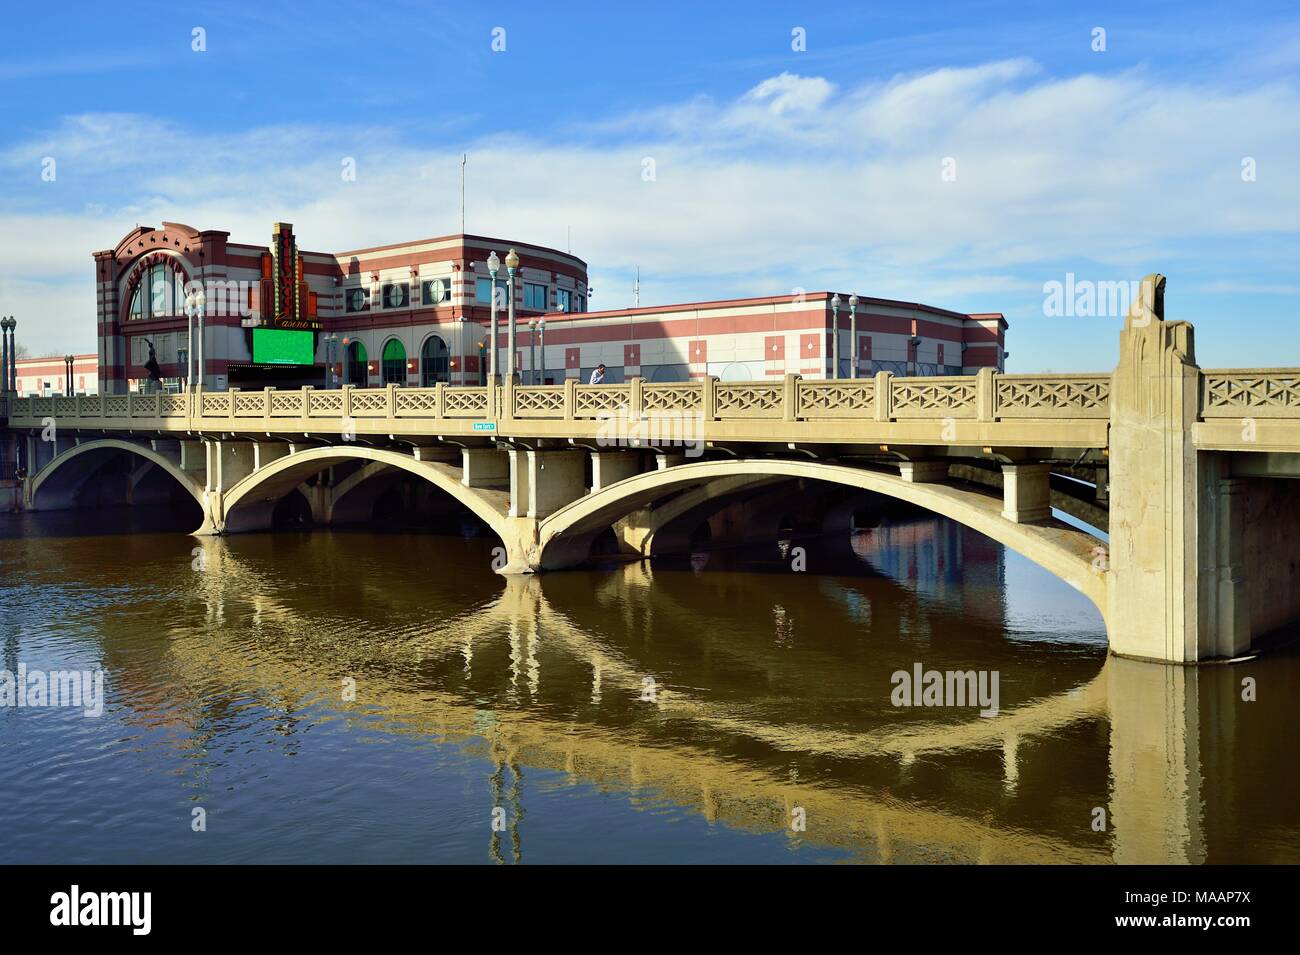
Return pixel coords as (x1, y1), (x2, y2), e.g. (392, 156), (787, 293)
(90, 221), (1005, 394)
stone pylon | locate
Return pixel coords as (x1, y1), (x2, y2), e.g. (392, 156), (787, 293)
(1106, 274), (1206, 662)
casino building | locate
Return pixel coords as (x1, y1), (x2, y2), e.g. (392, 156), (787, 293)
(92, 221), (1006, 395)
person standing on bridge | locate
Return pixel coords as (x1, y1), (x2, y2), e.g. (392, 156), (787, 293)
(589, 363), (606, 385)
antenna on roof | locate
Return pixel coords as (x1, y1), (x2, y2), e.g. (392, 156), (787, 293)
(460, 154), (466, 234)
(634, 267), (640, 308)
(567, 225), (571, 254)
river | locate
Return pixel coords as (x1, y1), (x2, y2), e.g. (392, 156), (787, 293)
(1, 506), (1297, 864)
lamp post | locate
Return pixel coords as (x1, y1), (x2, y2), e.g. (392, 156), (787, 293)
(528, 318), (537, 384)
(184, 287), (206, 391)
(487, 250), (500, 385)
(65, 355), (74, 395)
(505, 249), (519, 383)
(537, 317), (546, 385)
(848, 294), (859, 378)
(324, 333), (338, 388)
(0, 317), (10, 393)
(1, 317), (14, 392)
(830, 294), (841, 380)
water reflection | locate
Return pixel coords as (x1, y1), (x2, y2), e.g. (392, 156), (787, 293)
(1, 508), (1296, 864)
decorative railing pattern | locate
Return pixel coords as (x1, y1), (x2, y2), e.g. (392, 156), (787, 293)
(514, 386), (566, 418)
(715, 383), (783, 418)
(891, 377), (979, 418)
(14, 370), (1300, 433)
(994, 374), (1110, 419)
(574, 384), (630, 416)
(797, 380), (874, 418)
(1201, 370), (1300, 418)
(642, 384), (702, 413)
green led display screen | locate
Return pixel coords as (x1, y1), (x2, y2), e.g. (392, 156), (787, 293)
(253, 328), (315, 365)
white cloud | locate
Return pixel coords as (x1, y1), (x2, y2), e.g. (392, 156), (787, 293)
(1, 59), (1298, 369)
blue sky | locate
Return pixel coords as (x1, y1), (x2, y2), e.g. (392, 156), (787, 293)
(1, 0), (1298, 369)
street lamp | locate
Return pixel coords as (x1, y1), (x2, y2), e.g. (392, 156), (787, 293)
(848, 294), (859, 378)
(184, 287), (206, 391)
(1, 317), (15, 393)
(324, 333), (339, 388)
(528, 317), (537, 384)
(487, 250), (500, 385)
(65, 355), (74, 395)
(537, 317), (546, 385)
(505, 248), (519, 383)
(830, 294), (841, 380)
(341, 337), (351, 386)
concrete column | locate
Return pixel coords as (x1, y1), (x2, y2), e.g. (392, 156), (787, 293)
(179, 440), (206, 473)
(1000, 463), (1052, 523)
(899, 460), (949, 483)
(214, 441), (257, 489)
(462, 448), (509, 488)
(655, 452), (686, 471)
(254, 442), (290, 470)
(591, 450), (641, 490)
(526, 450), (586, 519)
(507, 449), (529, 518)
(1212, 477), (1250, 658)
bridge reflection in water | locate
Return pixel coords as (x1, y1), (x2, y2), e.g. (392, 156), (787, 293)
(4, 504), (1291, 865)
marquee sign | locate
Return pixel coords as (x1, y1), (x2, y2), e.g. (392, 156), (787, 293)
(261, 222), (321, 330)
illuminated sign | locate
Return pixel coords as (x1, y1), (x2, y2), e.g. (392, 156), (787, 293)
(253, 327), (315, 365)
(263, 222), (321, 330)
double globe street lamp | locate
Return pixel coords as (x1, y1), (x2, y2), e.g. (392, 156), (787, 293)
(184, 286), (207, 392)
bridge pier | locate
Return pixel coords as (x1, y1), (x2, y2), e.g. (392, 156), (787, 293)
(1000, 464), (1052, 524)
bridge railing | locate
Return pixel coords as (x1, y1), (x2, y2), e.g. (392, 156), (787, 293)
(6, 370), (1124, 428)
(1200, 369), (1300, 418)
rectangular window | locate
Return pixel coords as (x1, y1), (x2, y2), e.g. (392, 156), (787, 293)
(576, 294), (586, 313)
(476, 277), (507, 305)
(421, 278), (450, 305)
(523, 282), (548, 310)
(556, 288), (573, 313)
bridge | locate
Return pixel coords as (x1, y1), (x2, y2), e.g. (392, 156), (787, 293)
(5, 275), (1300, 664)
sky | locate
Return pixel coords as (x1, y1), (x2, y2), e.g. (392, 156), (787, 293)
(1, 0), (1298, 370)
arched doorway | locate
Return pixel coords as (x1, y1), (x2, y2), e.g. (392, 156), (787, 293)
(345, 340), (368, 386)
(420, 335), (450, 386)
(381, 339), (407, 385)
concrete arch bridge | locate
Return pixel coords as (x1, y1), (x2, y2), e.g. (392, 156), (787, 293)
(9, 276), (1300, 664)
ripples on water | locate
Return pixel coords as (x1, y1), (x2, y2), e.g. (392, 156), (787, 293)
(1, 507), (1297, 864)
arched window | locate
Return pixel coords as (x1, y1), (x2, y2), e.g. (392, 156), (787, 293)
(381, 339), (407, 385)
(420, 335), (450, 386)
(127, 263), (185, 321)
(345, 340), (368, 386)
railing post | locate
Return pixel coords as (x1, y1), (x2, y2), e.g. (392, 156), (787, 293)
(342, 384), (353, 420)
(435, 382), (446, 419)
(704, 376), (718, 420)
(563, 378), (576, 420)
(630, 376), (644, 417)
(783, 373), (799, 422)
(386, 382), (397, 420)
(263, 386), (273, 421)
(228, 387), (239, 426)
(75, 395), (82, 418)
(301, 385), (311, 419)
(977, 367), (996, 422)
(126, 393), (135, 419)
(504, 378), (516, 422)
(874, 371), (893, 422)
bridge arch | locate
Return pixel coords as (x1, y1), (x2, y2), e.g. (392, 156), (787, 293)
(27, 438), (205, 512)
(536, 459), (1108, 618)
(208, 445), (510, 541)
